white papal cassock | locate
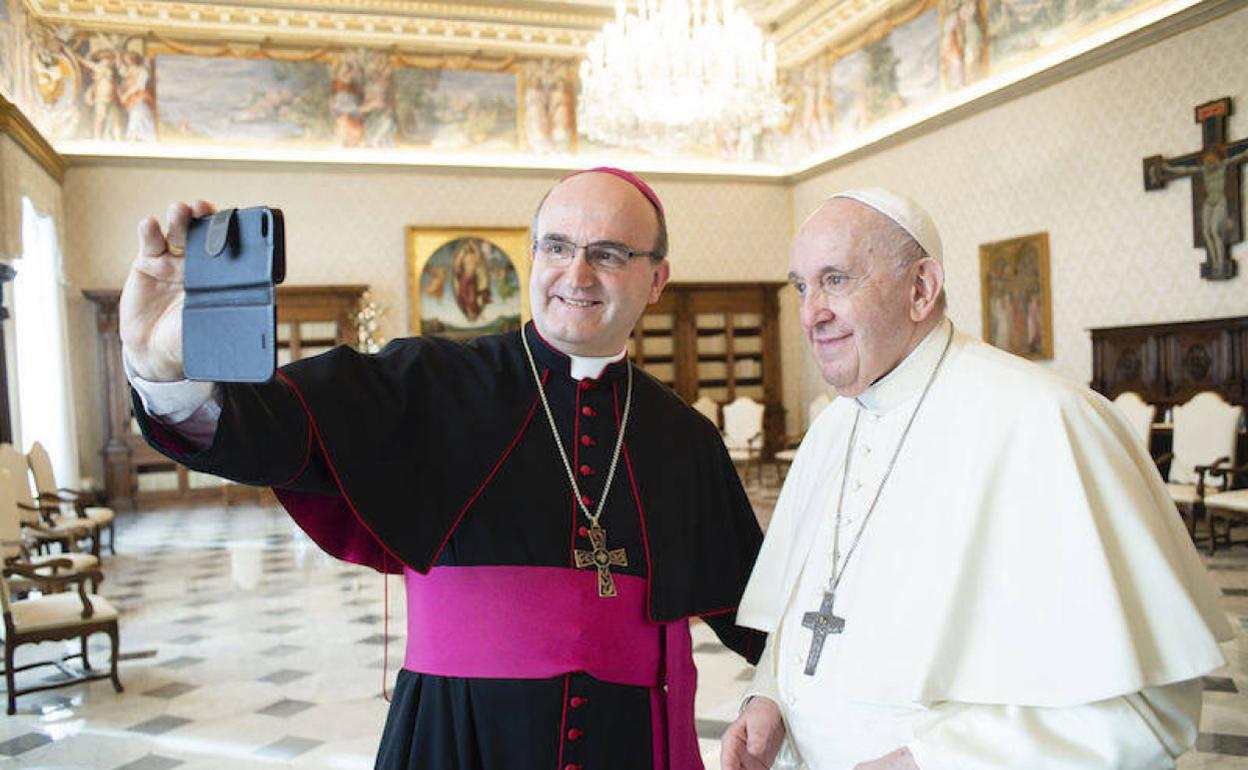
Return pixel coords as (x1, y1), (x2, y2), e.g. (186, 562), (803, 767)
(738, 319), (1232, 770)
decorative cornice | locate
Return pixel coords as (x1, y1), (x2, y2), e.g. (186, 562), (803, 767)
(0, 95), (67, 183)
(26, 0), (605, 58)
(773, 0), (926, 68)
(23, 0), (880, 65)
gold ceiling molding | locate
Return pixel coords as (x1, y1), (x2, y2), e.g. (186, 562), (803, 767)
(774, 0), (914, 68)
(0, 95), (67, 183)
(25, 0), (600, 59)
(21, 0), (923, 70)
(815, 0), (936, 64)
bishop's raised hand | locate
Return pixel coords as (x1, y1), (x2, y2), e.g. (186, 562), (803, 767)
(120, 200), (216, 382)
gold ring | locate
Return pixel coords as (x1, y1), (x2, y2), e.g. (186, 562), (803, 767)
(167, 242), (186, 257)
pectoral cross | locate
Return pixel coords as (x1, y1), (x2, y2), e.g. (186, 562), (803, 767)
(575, 525), (628, 598)
(801, 584), (845, 675)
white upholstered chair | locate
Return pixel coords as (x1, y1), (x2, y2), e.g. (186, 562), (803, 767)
(28, 442), (115, 555)
(1164, 392), (1243, 550)
(692, 396), (720, 427)
(1208, 488), (1248, 538)
(774, 393), (837, 481)
(0, 466), (101, 595)
(0, 445), (95, 558)
(0, 558), (120, 714)
(1112, 391), (1155, 450)
(722, 396), (766, 486)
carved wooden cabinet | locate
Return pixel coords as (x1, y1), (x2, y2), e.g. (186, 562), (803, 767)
(628, 282), (786, 456)
(1090, 316), (1247, 405)
(84, 285), (367, 510)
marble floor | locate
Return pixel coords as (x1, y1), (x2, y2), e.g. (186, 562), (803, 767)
(2, 499), (1248, 769)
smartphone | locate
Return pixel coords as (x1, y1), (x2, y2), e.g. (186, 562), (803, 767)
(182, 207), (286, 383)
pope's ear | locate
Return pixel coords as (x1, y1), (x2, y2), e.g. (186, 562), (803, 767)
(910, 257), (944, 322)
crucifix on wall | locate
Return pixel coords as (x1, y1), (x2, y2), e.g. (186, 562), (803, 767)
(1143, 97), (1248, 281)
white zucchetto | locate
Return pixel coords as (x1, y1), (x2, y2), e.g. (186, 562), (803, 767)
(828, 188), (943, 263)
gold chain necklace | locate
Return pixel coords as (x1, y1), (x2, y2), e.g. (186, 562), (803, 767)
(521, 328), (634, 597)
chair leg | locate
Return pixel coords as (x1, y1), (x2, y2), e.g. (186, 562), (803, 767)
(5, 642), (16, 715)
(80, 635), (92, 671)
(108, 522), (116, 555)
(108, 624), (123, 693)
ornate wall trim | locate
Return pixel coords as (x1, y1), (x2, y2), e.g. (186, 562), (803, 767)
(0, 95), (66, 183)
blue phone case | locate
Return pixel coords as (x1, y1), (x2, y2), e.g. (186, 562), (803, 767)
(182, 207), (286, 383)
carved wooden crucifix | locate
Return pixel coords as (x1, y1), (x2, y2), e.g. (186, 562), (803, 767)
(1144, 97), (1248, 281)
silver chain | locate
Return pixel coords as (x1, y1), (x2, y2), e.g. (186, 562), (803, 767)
(829, 326), (955, 595)
(521, 328), (634, 529)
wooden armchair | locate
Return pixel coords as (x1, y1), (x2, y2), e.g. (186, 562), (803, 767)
(773, 393), (835, 482)
(1111, 391), (1156, 450)
(722, 396), (766, 487)
(28, 442), (115, 555)
(692, 396), (720, 427)
(0, 466), (100, 595)
(1161, 392), (1244, 550)
(1206, 462), (1248, 551)
(0, 562), (121, 714)
(0, 445), (96, 558)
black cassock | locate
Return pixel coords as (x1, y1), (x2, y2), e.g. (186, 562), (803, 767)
(136, 323), (765, 770)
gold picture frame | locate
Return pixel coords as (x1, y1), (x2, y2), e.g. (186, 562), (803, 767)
(978, 231), (1054, 360)
(406, 226), (531, 340)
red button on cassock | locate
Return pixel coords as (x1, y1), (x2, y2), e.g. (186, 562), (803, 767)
(580, 435), (596, 447)
(564, 764), (582, 770)
(570, 696), (587, 708)
(580, 495), (593, 507)
(578, 526), (589, 537)
(579, 465), (595, 477)
(567, 729), (583, 741)
(581, 405), (597, 417)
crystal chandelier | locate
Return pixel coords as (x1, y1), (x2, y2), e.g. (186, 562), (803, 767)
(578, 0), (786, 149)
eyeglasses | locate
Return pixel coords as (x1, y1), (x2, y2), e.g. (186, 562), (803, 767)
(532, 236), (658, 272)
(790, 270), (863, 301)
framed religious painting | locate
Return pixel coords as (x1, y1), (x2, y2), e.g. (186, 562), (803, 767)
(978, 232), (1054, 360)
(406, 227), (530, 340)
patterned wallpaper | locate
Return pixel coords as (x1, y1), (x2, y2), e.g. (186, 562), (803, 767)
(60, 164), (797, 478)
(792, 3), (1248, 409)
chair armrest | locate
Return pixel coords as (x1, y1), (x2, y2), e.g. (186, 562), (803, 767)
(20, 520), (68, 538)
(8, 565), (103, 618)
(778, 434), (805, 451)
(1195, 457), (1232, 495)
(1209, 462), (1248, 479)
(4, 559), (74, 579)
(5, 562), (101, 601)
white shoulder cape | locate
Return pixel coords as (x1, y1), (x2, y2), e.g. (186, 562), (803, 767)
(739, 332), (1232, 708)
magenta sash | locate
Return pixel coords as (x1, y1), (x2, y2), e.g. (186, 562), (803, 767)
(403, 565), (702, 770)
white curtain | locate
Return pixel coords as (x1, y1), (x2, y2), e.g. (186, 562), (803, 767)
(14, 196), (80, 486)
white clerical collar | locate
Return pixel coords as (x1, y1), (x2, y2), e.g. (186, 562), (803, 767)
(855, 318), (952, 414)
(569, 350), (627, 381)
